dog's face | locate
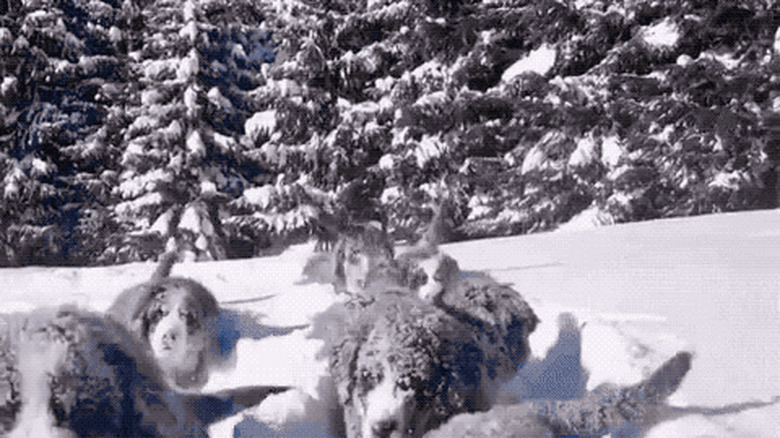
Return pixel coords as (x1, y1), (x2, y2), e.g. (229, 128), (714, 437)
(147, 288), (205, 371)
(140, 282), (217, 388)
(335, 224), (394, 294)
(403, 252), (459, 302)
(341, 311), (452, 438)
(354, 357), (422, 438)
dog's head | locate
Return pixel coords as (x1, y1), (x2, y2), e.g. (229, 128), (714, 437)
(332, 299), (481, 438)
(395, 251), (459, 303)
(137, 278), (219, 389)
(334, 222), (395, 294)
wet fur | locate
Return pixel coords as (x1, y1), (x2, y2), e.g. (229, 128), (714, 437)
(106, 253), (221, 390)
(312, 219), (539, 437)
(307, 212), (542, 436)
(0, 307), (288, 437)
(423, 351), (694, 438)
(364, 253), (539, 389)
(314, 289), (536, 438)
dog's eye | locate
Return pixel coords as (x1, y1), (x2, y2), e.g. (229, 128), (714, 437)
(148, 307), (168, 323)
(359, 368), (382, 391)
(182, 310), (201, 330)
(347, 249), (362, 264)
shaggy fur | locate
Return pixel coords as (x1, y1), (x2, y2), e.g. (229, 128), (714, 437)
(313, 286), (537, 438)
(332, 222), (395, 294)
(0, 306), (288, 437)
(106, 252), (221, 390)
(423, 351), (693, 438)
(299, 221), (398, 291)
(308, 214), (539, 437)
(364, 251), (539, 390)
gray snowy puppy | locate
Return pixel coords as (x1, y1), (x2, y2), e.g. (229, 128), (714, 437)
(313, 282), (537, 438)
(423, 350), (693, 438)
(107, 251), (222, 390)
(0, 306), (288, 438)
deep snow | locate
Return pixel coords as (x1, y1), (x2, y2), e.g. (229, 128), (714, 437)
(1, 209), (779, 437)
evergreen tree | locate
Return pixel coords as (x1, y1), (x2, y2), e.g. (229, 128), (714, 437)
(252, 0), (779, 239)
(0, 0), (134, 265)
(1, 0), (778, 264)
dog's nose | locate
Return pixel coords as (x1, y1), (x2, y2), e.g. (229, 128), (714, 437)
(371, 419), (397, 437)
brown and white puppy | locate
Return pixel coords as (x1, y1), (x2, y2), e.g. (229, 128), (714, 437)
(107, 252), (221, 390)
(333, 221), (396, 295)
(315, 268), (537, 438)
(0, 306), (288, 438)
(298, 221), (395, 290)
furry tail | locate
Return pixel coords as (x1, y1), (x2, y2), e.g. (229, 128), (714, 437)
(635, 351), (692, 403)
(185, 385), (291, 425)
(421, 203), (445, 249)
(151, 251), (178, 282)
(538, 351), (692, 436)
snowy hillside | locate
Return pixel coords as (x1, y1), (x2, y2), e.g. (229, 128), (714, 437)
(1, 209), (779, 437)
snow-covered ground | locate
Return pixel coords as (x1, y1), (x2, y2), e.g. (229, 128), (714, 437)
(2, 210), (779, 437)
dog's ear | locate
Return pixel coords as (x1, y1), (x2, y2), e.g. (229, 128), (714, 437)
(136, 289), (166, 338)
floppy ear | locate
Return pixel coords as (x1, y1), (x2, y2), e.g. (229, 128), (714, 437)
(430, 318), (486, 415)
(136, 288), (166, 339)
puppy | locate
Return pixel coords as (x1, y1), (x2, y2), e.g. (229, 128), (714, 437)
(0, 306), (288, 437)
(424, 351), (695, 438)
(333, 221), (396, 294)
(107, 252), (221, 390)
(316, 286), (534, 438)
(325, 296), (467, 438)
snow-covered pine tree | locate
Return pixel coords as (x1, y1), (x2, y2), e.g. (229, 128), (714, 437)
(307, 0), (778, 237)
(0, 0), (134, 266)
(112, 0), (256, 262)
(204, 0), (336, 257)
(2, 0), (779, 263)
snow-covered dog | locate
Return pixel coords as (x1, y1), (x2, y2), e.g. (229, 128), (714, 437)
(314, 278), (537, 438)
(300, 220), (410, 290)
(332, 221), (397, 294)
(424, 350), (694, 437)
(0, 306), (288, 437)
(107, 252), (222, 390)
